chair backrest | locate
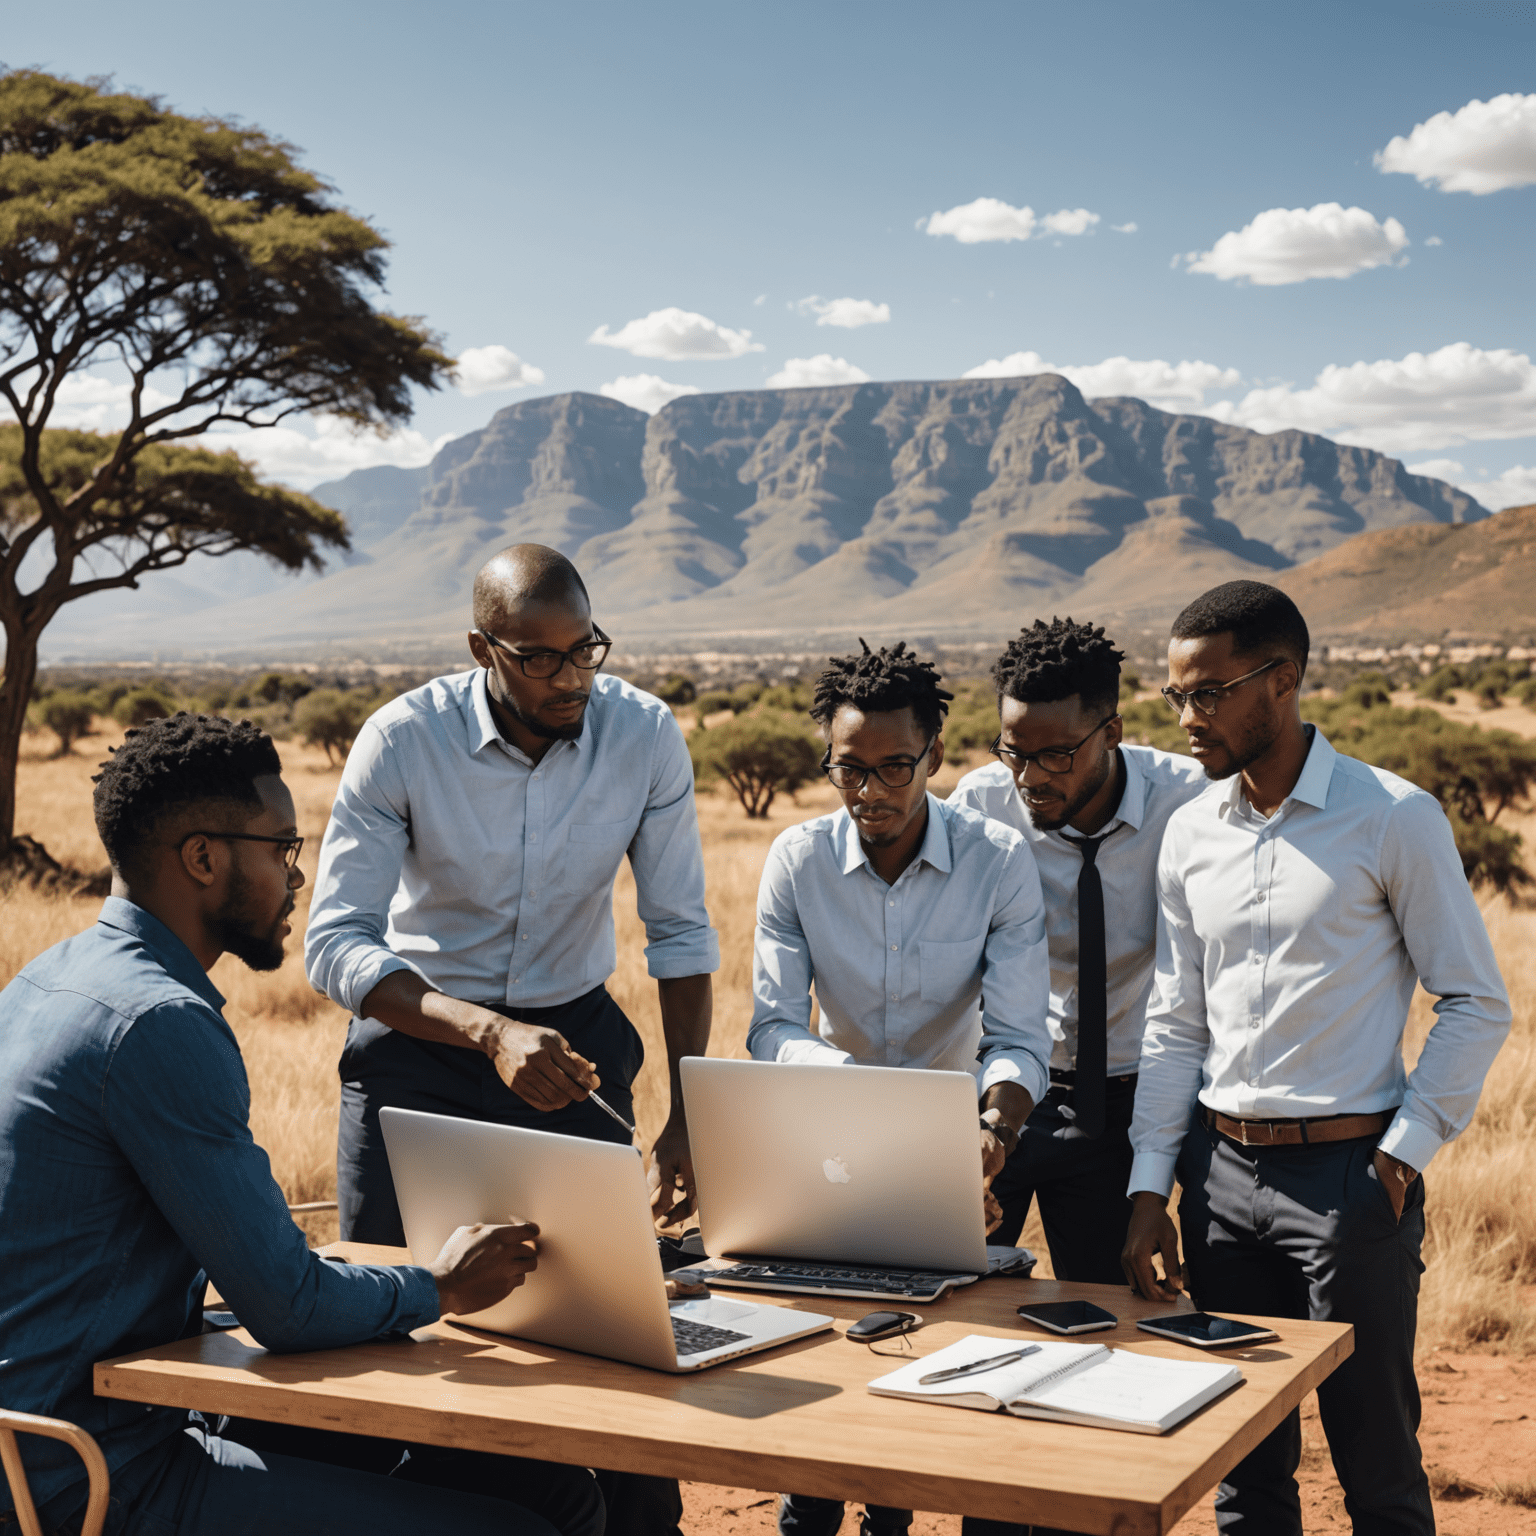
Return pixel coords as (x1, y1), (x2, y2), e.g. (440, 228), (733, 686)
(0, 1409), (110, 1536)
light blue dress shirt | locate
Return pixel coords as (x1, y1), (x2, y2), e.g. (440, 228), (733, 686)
(949, 745), (1208, 1076)
(1130, 727), (1512, 1196)
(747, 795), (1052, 1104)
(306, 669), (719, 1014)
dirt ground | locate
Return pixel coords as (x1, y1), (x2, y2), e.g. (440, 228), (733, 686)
(678, 1350), (1536, 1536)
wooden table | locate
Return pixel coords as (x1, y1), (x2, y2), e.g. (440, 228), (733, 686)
(96, 1244), (1351, 1536)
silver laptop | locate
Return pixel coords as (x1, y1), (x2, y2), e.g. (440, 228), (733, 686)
(379, 1107), (833, 1372)
(678, 1058), (1001, 1300)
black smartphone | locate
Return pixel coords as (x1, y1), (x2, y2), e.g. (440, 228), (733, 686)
(1136, 1312), (1279, 1348)
(846, 1310), (921, 1342)
(1016, 1300), (1118, 1334)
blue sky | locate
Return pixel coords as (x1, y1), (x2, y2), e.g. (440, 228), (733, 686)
(8, 0), (1535, 505)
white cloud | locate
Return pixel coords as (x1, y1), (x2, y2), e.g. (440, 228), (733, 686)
(201, 418), (450, 489)
(1207, 343), (1536, 455)
(454, 344), (544, 397)
(1405, 458), (1536, 513)
(1112, 221), (1138, 234)
(598, 373), (701, 414)
(1184, 203), (1409, 286)
(588, 307), (762, 360)
(793, 295), (891, 329)
(7, 371), (182, 432)
(1424, 236), (1443, 247)
(922, 197), (1101, 244)
(1376, 93), (1536, 194)
(765, 355), (872, 389)
(1403, 457), (1466, 482)
(752, 294), (767, 306)
(962, 351), (1240, 411)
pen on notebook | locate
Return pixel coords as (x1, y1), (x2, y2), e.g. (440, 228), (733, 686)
(589, 1090), (636, 1137)
(919, 1345), (1041, 1386)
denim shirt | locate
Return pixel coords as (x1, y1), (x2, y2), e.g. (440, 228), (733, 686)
(0, 899), (440, 1515)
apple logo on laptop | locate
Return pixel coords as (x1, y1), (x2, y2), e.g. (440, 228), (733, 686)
(822, 1156), (852, 1184)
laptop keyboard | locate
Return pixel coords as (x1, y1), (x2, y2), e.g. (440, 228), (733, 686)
(671, 1316), (753, 1356)
(685, 1261), (975, 1299)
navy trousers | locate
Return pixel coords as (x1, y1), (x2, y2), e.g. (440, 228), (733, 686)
(1178, 1117), (1432, 1536)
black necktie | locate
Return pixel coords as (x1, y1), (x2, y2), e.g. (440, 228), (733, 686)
(1068, 832), (1111, 1138)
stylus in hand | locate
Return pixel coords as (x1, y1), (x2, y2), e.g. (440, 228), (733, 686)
(919, 1345), (1040, 1385)
(589, 1090), (636, 1137)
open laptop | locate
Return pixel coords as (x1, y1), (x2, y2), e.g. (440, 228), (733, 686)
(380, 1107), (834, 1373)
(675, 1058), (1033, 1302)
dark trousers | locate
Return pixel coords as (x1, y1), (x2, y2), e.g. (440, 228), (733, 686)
(1178, 1118), (1431, 1536)
(987, 1074), (1137, 1285)
(335, 985), (678, 1536)
(37, 1414), (603, 1536)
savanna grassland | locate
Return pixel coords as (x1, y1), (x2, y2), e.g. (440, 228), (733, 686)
(3, 710), (1535, 1533)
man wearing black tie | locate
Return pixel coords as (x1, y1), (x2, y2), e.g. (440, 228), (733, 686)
(949, 618), (1205, 1283)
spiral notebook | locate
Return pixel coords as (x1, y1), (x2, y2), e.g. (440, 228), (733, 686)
(867, 1333), (1243, 1435)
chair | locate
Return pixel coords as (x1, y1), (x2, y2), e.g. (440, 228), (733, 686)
(0, 1409), (110, 1536)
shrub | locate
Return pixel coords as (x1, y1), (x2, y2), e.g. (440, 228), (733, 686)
(652, 674), (696, 706)
(694, 689), (735, 718)
(34, 691), (95, 755)
(944, 682), (1001, 754)
(689, 711), (821, 818)
(1417, 665), (1462, 702)
(756, 680), (813, 714)
(113, 686), (178, 727)
(248, 671), (313, 707)
(293, 688), (376, 764)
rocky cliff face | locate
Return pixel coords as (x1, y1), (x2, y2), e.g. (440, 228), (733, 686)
(105, 377), (1488, 651)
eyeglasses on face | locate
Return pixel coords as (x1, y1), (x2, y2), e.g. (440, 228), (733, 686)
(821, 739), (934, 791)
(479, 623), (612, 679)
(179, 831), (305, 870)
(990, 714), (1119, 776)
(1160, 659), (1282, 717)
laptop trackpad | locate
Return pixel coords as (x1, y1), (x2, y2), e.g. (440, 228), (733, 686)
(670, 1297), (758, 1325)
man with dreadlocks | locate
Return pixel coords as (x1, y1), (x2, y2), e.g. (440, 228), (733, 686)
(948, 617), (1205, 1290)
(748, 640), (1052, 1536)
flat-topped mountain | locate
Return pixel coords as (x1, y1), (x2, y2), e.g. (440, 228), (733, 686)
(43, 377), (1487, 656)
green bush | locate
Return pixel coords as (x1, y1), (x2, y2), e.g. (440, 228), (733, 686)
(1517, 675), (1536, 709)
(1417, 665), (1462, 702)
(689, 710), (821, 818)
(652, 673), (696, 706)
(248, 671), (314, 707)
(693, 689), (735, 718)
(34, 691), (96, 755)
(756, 680), (813, 713)
(293, 688), (376, 764)
(944, 682), (1001, 754)
(113, 686), (178, 727)
(1119, 670), (1142, 700)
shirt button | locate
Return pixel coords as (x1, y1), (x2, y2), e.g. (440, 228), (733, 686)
(889, 901), (895, 907)
(890, 944), (898, 951)
(1256, 891), (1266, 903)
(530, 833), (537, 841)
(890, 992), (898, 1000)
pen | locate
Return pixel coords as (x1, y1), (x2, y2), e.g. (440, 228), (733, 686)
(919, 1345), (1041, 1385)
(589, 1090), (636, 1137)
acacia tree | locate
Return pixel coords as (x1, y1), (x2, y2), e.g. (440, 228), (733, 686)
(0, 71), (451, 861)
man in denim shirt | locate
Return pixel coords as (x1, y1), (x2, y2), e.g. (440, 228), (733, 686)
(0, 714), (603, 1536)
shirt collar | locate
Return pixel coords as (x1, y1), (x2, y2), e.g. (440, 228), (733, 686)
(836, 794), (952, 876)
(466, 667), (591, 764)
(1110, 745), (1147, 831)
(95, 896), (227, 1012)
(1215, 723), (1333, 818)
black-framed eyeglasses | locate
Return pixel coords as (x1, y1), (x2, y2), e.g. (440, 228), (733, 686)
(1161, 659), (1282, 717)
(179, 831), (305, 870)
(990, 715), (1119, 777)
(479, 623), (612, 679)
(821, 738), (935, 791)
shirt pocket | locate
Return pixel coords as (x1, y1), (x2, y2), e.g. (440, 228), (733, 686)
(918, 936), (985, 1005)
(564, 819), (636, 889)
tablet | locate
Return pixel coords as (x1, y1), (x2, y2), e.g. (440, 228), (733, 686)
(1136, 1312), (1278, 1348)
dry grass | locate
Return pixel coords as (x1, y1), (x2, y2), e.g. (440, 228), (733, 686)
(2, 720), (1532, 1345)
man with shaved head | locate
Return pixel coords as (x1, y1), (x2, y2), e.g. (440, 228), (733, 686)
(307, 544), (717, 1536)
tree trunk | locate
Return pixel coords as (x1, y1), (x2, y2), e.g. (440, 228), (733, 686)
(0, 620), (40, 853)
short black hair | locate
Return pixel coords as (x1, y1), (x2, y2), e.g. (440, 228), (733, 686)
(1170, 581), (1310, 681)
(93, 713), (283, 878)
(991, 618), (1124, 716)
(809, 640), (953, 741)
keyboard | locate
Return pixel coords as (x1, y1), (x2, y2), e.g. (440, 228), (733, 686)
(670, 1260), (979, 1301)
(671, 1315), (753, 1356)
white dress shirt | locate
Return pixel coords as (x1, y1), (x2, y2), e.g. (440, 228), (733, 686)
(949, 745), (1207, 1077)
(306, 669), (719, 1015)
(747, 795), (1053, 1105)
(1130, 727), (1511, 1195)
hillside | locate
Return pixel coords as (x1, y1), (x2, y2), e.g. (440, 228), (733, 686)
(41, 376), (1486, 657)
(1277, 501), (1536, 641)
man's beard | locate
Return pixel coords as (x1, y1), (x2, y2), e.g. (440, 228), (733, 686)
(1024, 751), (1112, 833)
(211, 866), (292, 973)
(1197, 707), (1280, 781)
(497, 683), (589, 741)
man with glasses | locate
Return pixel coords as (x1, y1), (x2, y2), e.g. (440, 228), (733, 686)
(747, 640), (1050, 1536)
(1123, 582), (1509, 1536)
(306, 543), (717, 1536)
(947, 618), (1205, 1290)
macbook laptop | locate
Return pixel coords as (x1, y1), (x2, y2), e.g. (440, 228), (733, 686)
(380, 1106), (834, 1372)
(676, 1058), (1029, 1302)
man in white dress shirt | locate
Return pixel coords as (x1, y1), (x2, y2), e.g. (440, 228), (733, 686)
(949, 618), (1205, 1285)
(307, 545), (719, 1536)
(748, 641), (1052, 1536)
(1123, 582), (1511, 1536)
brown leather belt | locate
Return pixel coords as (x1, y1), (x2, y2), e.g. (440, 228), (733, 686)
(1202, 1105), (1393, 1147)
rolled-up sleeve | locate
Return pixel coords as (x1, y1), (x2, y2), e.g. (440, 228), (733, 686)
(1376, 792), (1511, 1174)
(629, 712), (720, 979)
(104, 1004), (439, 1352)
(1128, 835), (1210, 1198)
(304, 719), (422, 1016)
(974, 843), (1052, 1106)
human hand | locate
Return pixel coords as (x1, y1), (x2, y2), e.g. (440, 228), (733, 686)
(1372, 1147), (1417, 1222)
(984, 1185), (1004, 1235)
(428, 1219), (540, 1317)
(485, 1019), (599, 1110)
(665, 1276), (711, 1300)
(980, 1126), (1012, 1181)
(648, 1115), (697, 1230)
(1121, 1191), (1185, 1302)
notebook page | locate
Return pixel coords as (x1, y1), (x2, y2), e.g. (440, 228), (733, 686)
(1017, 1349), (1240, 1423)
(869, 1334), (1109, 1404)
